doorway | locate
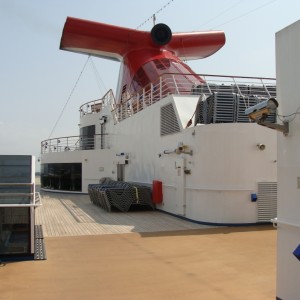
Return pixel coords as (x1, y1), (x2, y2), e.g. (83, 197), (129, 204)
(117, 164), (125, 181)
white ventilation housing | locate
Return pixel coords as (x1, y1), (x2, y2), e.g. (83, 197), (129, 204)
(160, 103), (180, 136)
(257, 182), (277, 222)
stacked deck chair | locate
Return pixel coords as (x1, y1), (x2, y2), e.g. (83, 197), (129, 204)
(88, 178), (154, 212)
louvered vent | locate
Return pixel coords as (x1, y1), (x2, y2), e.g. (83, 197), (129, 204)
(160, 103), (180, 136)
(257, 182), (277, 222)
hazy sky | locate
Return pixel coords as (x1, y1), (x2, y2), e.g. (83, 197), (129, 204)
(1, 0), (299, 169)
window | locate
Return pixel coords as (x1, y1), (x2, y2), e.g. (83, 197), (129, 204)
(41, 163), (82, 191)
(80, 125), (95, 150)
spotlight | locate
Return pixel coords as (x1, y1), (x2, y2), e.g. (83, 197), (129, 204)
(257, 143), (266, 150)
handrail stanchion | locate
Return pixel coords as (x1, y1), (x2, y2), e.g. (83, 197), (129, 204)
(150, 83), (153, 105)
(143, 88), (146, 109)
(260, 78), (271, 98)
(41, 74), (276, 154)
(173, 74), (179, 94)
(160, 76), (162, 100)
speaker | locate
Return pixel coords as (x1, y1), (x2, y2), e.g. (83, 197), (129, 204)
(151, 23), (172, 45)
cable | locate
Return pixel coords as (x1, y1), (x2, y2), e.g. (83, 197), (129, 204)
(196, 0), (244, 29)
(48, 56), (90, 139)
(136, 0), (175, 29)
(89, 57), (107, 95)
(210, 0), (278, 30)
(277, 106), (300, 123)
(182, 0), (278, 67)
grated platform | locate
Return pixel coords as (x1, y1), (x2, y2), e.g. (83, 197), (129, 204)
(34, 225), (46, 260)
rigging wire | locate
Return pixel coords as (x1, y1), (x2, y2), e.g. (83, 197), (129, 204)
(136, 0), (175, 29)
(182, 0), (277, 66)
(47, 55), (90, 139)
(89, 57), (107, 95)
(210, 0), (278, 30)
(47, 0), (280, 138)
(196, 0), (244, 29)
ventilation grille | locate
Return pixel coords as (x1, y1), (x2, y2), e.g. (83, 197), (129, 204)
(160, 103), (180, 136)
(257, 182), (277, 222)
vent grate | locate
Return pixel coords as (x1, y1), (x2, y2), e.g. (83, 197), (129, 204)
(257, 182), (277, 222)
(160, 103), (180, 136)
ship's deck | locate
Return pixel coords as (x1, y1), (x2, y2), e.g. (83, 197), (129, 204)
(36, 191), (212, 237)
(0, 182), (277, 300)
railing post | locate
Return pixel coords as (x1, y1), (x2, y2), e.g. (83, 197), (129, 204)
(160, 76), (162, 100)
(130, 100), (134, 116)
(120, 103), (122, 122)
(173, 75), (179, 94)
(143, 88), (146, 108)
(137, 93), (140, 112)
(260, 78), (271, 98)
(150, 83), (153, 105)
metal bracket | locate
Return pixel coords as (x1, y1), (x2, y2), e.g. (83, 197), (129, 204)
(257, 120), (289, 136)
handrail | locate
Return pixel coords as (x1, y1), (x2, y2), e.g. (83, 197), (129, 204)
(40, 73), (276, 152)
(111, 73), (276, 124)
(79, 89), (116, 117)
(34, 192), (42, 206)
(0, 193), (35, 196)
(0, 183), (33, 186)
(0, 182), (42, 207)
(41, 133), (108, 154)
(168, 73), (275, 81)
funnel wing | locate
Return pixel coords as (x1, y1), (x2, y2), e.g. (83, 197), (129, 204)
(60, 17), (148, 61)
(167, 31), (225, 60)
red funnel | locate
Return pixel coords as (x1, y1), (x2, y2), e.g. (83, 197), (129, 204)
(60, 17), (225, 102)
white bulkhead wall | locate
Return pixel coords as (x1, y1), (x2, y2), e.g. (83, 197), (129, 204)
(276, 19), (300, 300)
(108, 94), (277, 224)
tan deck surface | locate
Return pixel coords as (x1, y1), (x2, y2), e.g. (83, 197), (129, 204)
(35, 191), (213, 237)
(0, 187), (277, 300)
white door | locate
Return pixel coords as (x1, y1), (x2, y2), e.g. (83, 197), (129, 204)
(175, 157), (186, 216)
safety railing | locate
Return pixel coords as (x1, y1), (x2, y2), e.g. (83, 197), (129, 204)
(41, 73), (276, 153)
(111, 73), (276, 123)
(79, 89), (116, 117)
(41, 134), (107, 154)
(0, 183), (42, 207)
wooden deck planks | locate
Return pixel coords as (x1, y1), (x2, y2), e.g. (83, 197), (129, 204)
(35, 192), (211, 237)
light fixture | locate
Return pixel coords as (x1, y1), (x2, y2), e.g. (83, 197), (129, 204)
(257, 143), (266, 150)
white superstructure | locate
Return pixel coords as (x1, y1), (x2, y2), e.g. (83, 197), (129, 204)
(275, 20), (300, 300)
(41, 74), (278, 225)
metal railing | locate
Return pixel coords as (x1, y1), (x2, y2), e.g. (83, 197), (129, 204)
(0, 183), (42, 207)
(79, 89), (116, 117)
(41, 73), (276, 154)
(111, 73), (276, 123)
(41, 134), (107, 154)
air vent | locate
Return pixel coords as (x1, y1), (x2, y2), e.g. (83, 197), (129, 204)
(257, 182), (277, 222)
(160, 103), (180, 136)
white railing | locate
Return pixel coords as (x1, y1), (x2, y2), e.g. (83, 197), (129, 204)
(111, 73), (276, 123)
(0, 183), (42, 207)
(41, 134), (107, 154)
(79, 89), (116, 117)
(41, 73), (276, 153)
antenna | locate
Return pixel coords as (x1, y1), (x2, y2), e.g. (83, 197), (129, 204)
(136, 0), (175, 29)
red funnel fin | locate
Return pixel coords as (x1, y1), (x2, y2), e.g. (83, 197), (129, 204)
(60, 17), (225, 101)
(60, 17), (225, 61)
